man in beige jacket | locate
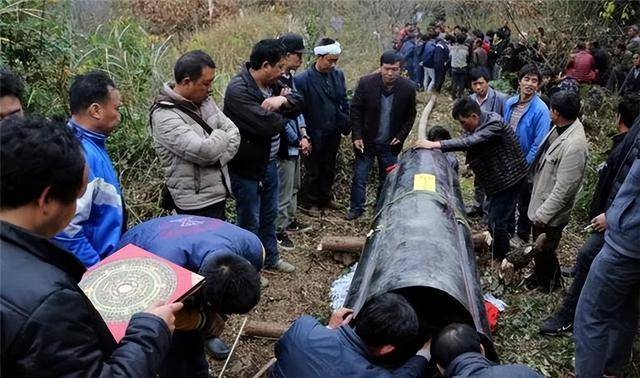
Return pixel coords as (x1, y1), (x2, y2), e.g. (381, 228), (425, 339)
(151, 50), (240, 220)
(527, 90), (588, 292)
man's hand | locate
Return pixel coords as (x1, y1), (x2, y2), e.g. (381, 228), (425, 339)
(533, 219), (546, 228)
(591, 213), (607, 232)
(261, 96), (288, 112)
(280, 87), (292, 97)
(353, 139), (364, 154)
(390, 138), (401, 146)
(413, 139), (441, 150)
(327, 307), (354, 329)
(300, 137), (312, 156)
(145, 302), (184, 332)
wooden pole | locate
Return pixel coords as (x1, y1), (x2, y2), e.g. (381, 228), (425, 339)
(317, 236), (366, 253)
(242, 321), (289, 339)
(218, 316), (248, 378)
(252, 358), (277, 378)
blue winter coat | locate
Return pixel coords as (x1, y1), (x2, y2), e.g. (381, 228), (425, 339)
(445, 352), (542, 378)
(605, 156), (640, 259)
(422, 40), (436, 68)
(269, 315), (428, 378)
(53, 119), (124, 267)
(116, 215), (264, 271)
(503, 95), (551, 164)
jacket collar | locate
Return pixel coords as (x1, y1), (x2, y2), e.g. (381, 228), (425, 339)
(547, 118), (582, 151)
(240, 63), (270, 99)
(337, 325), (372, 359)
(68, 118), (107, 148)
(0, 221), (86, 282)
(446, 352), (494, 376)
(158, 83), (200, 112)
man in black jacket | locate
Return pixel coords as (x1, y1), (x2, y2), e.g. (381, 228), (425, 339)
(539, 97), (640, 336)
(415, 98), (528, 260)
(345, 51), (417, 220)
(224, 39), (303, 273)
(0, 116), (182, 377)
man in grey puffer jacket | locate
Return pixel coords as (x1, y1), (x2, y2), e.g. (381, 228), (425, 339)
(151, 50), (240, 220)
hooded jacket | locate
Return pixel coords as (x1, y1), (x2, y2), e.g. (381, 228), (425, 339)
(151, 84), (240, 210)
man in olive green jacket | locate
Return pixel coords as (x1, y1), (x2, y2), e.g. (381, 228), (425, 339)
(527, 91), (588, 292)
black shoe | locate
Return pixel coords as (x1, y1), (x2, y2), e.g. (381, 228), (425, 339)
(286, 219), (312, 233)
(540, 312), (573, 336)
(561, 265), (576, 278)
(344, 211), (363, 221)
(277, 232), (294, 250)
(206, 337), (230, 360)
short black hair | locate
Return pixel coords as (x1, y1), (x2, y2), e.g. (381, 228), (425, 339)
(550, 91), (581, 121)
(517, 63), (542, 82)
(174, 50), (216, 83)
(199, 253), (261, 315)
(427, 125), (452, 141)
(249, 39), (286, 70)
(472, 29), (484, 39)
(0, 116), (85, 209)
(576, 41), (586, 50)
(317, 37), (336, 47)
(431, 323), (482, 369)
(0, 68), (25, 102)
(451, 97), (482, 119)
(380, 51), (403, 66)
(69, 70), (116, 114)
(353, 293), (419, 352)
(455, 33), (466, 44)
(590, 40), (600, 49)
(618, 97), (640, 127)
(469, 67), (491, 82)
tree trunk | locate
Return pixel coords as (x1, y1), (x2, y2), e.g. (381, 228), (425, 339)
(242, 321), (289, 339)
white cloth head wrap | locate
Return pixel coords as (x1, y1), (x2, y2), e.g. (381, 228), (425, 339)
(314, 41), (342, 56)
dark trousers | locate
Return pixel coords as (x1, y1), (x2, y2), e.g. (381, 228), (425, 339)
(348, 144), (398, 215)
(559, 231), (605, 317)
(159, 330), (209, 378)
(176, 200), (226, 221)
(509, 181), (533, 241)
(302, 131), (341, 206)
(575, 243), (640, 377)
(230, 160), (279, 267)
(532, 224), (566, 290)
(472, 176), (488, 216)
(433, 66), (446, 92)
(486, 182), (521, 260)
(451, 67), (468, 99)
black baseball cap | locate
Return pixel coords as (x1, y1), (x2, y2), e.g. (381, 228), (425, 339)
(278, 33), (309, 54)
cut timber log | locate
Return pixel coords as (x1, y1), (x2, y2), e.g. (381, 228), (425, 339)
(317, 236), (366, 253)
(242, 321), (289, 339)
(252, 358), (277, 378)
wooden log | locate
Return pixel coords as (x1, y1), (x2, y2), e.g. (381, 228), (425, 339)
(317, 236), (365, 253)
(242, 321), (289, 339)
(252, 358), (277, 378)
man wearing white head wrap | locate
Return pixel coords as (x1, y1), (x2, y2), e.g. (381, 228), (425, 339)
(295, 38), (350, 216)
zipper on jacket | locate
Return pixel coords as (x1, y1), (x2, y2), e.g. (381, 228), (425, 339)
(195, 166), (201, 194)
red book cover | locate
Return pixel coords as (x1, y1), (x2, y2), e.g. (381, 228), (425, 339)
(79, 244), (204, 342)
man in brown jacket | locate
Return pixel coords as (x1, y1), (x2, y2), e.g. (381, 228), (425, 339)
(151, 50), (240, 220)
(527, 91), (588, 292)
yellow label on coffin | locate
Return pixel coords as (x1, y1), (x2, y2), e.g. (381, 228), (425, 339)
(413, 174), (436, 192)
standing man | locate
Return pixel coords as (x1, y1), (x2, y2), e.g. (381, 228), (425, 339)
(345, 51), (417, 220)
(295, 38), (350, 216)
(415, 98), (528, 261)
(503, 64), (551, 248)
(626, 24), (640, 54)
(0, 68), (25, 120)
(526, 91), (588, 292)
(224, 39), (302, 273)
(621, 53), (640, 95)
(151, 50), (240, 220)
(466, 67), (508, 218)
(1, 116), (182, 377)
(275, 33), (312, 250)
(54, 70), (126, 267)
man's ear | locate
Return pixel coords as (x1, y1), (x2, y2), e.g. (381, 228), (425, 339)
(436, 363), (445, 375)
(373, 344), (395, 356)
(87, 102), (102, 120)
(36, 186), (53, 212)
(261, 60), (271, 70)
(178, 76), (193, 86)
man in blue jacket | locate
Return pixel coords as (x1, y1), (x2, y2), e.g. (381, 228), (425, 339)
(54, 71), (126, 267)
(117, 214), (263, 378)
(270, 293), (430, 377)
(431, 323), (541, 377)
(422, 27), (449, 94)
(503, 64), (551, 247)
(295, 38), (350, 216)
(574, 138), (640, 377)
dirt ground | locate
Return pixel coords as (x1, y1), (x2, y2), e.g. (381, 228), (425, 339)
(209, 93), (638, 378)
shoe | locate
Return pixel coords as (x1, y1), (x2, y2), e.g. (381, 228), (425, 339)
(205, 337), (230, 360)
(561, 265), (576, 278)
(344, 211), (363, 221)
(509, 235), (527, 249)
(540, 312), (573, 336)
(286, 219), (312, 233)
(323, 201), (341, 211)
(301, 205), (322, 218)
(268, 259), (296, 273)
(276, 232), (295, 250)
(260, 275), (269, 288)
(466, 206), (483, 218)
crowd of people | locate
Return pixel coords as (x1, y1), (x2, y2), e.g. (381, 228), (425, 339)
(0, 18), (639, 378)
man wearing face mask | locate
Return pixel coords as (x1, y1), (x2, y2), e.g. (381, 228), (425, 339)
(295, 38), (350, 217)
(345, 51), (417, 221)
(151, 50), (240, 221)
(224, 39), (303, 273)
(54, 71), (127, 267)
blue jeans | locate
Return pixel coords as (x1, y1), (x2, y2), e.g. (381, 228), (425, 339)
(486, 180), (522, 259)
(348, 144), (398, 215)
(575, 243), (640, 377)
(230, 160), (279, 267)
